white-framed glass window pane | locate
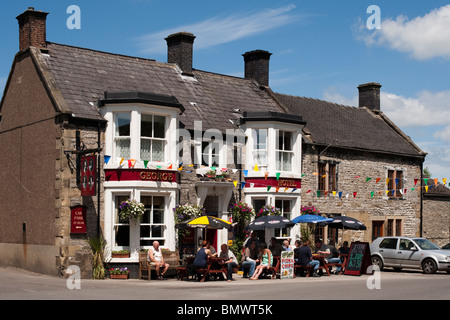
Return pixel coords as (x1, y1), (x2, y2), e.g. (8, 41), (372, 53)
(140, 114), (166, 162)
(276, 131), (293, 171)
(114, 195), (130, 248)
(252, 129), (268, 170)
(114, 113), (131, 159)
(274, 199), (292, 237)
(202, 141), (220, 167)
(140, 196), (166, 247)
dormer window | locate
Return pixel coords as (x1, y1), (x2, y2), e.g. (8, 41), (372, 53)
(99, 91), (184, 168)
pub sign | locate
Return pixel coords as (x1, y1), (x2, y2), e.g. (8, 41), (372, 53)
(80, 155), (96, 196)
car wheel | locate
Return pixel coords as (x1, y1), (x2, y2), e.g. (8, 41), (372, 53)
(422, 259), (437, 274)
(371, 255), (383, 270)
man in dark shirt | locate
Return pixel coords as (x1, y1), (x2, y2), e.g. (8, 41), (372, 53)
(297, 240), (320, 277)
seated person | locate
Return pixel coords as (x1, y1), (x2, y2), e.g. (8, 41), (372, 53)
(282, 240), (292, 252)
(192, 240), (216, 269)
(148, 241), (169, 279)
(219, 244), (238, 282)
(327, 240), (342, 273)
(269, 237), (282, 256)
(250, 244), (273, 280)
(297, 240), (320, 277)
(241, 240), (259, 278)
(293, 240), (302, 264)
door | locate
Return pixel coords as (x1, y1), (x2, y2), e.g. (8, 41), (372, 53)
(398, 238), (421, 268)
(378, 237), (399, 266)
(372, 221), (384, 241)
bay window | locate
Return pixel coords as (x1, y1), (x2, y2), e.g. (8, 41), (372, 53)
(252, 129), (268, 171)
(276, 130), (293, 172)
(140, 114), (166, 162)
(114, 113), (131, 159)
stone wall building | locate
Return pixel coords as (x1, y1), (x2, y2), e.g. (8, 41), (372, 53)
(1, 8), (444, 279)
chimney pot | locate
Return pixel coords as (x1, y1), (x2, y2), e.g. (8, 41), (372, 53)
(16, 8), (49, 52)
(243, 50), (272, 87)
(358, 82), (382, 111)
(165, 32), (196, 76)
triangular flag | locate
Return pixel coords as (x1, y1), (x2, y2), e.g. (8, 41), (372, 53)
(276, 172), (281, 181)
(443, 178), (447, 185)
(267, 186), (271, 192)
(353, 192), (357, 198)
(264, 172), (269, 180)
(386, 178), (390, 185)
(370, 191), (374, 198)
(156, 165), (161, 169)
(104, 155), (111, 164)
(276, 187), (279, 193)
(250, 183), (255, 188)
(254, 164), (259, 171)
(306, 189), (311, 193)
(338, 191), (343, 199)
(424, 178), (428, 185)
(317, 190), (321, 197)
(313, 172), (318, 176)
(425, 186), (429, 192)
(332, 191), (336, 197)
(178, 166), (183, 171)
(128, 160), (132, 168)
(129, 159), (136, 168)
(434, 178), (438, 186)
(243, 170), (248, 177)
(167, 164), (173, 169)
(119, 158), (124, 166)
(395, 178), (399, 185)
(414, 179), (419, 186)
(366, 177), (372, 182)
(376, 178), (381, 184)
(143, 160), (149, 168)
(233, 180), (238, 187)
(210, 166), (216, 171)
(232, 169), (238, 174)
(284, 188), (289, 192)
(241, 182), (246, 189)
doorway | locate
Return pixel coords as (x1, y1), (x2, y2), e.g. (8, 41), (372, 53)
(203, 196), (219, 251)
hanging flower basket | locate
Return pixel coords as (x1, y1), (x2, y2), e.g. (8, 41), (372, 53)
(301, 205), (320, 215)
(256, 204), (281, 218)
(173, 203), (205, 223)
(119, 199), (145, 222)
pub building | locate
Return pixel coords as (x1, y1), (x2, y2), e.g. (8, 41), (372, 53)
(0, 8), (429, 278)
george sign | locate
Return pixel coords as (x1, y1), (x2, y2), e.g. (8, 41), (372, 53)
(280, 251), (295, 279)
(71, 206), (87, 234)
(80, 155), (96, 196)
(344, 242), (372, 276)
(105, 169), (178, 183)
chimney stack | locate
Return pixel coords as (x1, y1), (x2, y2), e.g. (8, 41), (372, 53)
(165, 32), (196, 76)
(243, 50), (272, 87)
(358, 82), (382, 111)
(16, 7), (49, 52)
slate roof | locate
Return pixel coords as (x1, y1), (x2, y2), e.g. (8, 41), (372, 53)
(273, 93), (425, 157)
(40, 42), (283, 131)
(35, 42), (424, 158)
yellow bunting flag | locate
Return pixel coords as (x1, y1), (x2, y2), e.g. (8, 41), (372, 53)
(254, 164), (259, 171)
(119, 158), (124, 166)
(233, 180), (238, 187)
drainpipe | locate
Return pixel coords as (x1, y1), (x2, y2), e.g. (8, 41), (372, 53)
(420, 157), (424, 237)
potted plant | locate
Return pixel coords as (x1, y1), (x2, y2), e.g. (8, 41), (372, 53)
(205, 170), (216, 179)
(109, 267), (130, 279)
(256, 204), (281, 217)
(119, 199), (145, 222)
(88, 235), (106, 279)
(112, 249), (130, 258)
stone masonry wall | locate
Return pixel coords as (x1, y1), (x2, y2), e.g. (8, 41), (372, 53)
(301, 145), (422, 244)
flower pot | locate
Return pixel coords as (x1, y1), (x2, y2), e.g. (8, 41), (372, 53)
(110, 273), (129, 279)
(112, 252), (130, 258)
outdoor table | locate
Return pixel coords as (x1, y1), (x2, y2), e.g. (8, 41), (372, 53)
(312, 254), (331, 276)
(197, 257), (227, 282)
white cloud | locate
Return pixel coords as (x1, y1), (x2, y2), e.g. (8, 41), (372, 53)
(359, 5), (450, 60)
(135, 4), (298, 54)
(434, 125), (450, 143)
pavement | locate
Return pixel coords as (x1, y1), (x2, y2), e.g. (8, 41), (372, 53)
(0, 266), (449, 302)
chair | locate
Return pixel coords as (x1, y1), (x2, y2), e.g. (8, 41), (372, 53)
(139, 251), (152, 280)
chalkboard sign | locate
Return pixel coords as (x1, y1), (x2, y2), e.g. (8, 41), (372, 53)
(344, 242), (372, 276)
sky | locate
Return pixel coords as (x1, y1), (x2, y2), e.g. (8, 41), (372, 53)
(1, 0), (449, 182)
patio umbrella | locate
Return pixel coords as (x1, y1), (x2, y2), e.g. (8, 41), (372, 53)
(320, 216), (367, 230)
(245, 215), (295, 230)
(175, 215), (232, 230)
(292, 214), (334, 224)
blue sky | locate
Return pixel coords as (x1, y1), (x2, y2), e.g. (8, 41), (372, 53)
(1, 0), (449, 181)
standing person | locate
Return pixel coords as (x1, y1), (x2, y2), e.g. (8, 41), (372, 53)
(219, 244), (238, 282)
(241, 240), (259, 278)
(148, 241), (170, 279)
(250, 243), (273, 280)
(297, 240), (320, 277)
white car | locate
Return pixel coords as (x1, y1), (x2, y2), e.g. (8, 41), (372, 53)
(370, 237), (450, 274)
